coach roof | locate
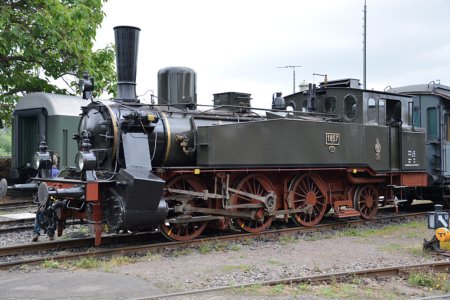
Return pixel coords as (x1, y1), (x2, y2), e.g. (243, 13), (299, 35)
(388, 83), (450, 100)
(14, 93), (87, 116)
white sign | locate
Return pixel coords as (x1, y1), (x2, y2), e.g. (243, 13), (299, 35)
(438, 215), (449, 228)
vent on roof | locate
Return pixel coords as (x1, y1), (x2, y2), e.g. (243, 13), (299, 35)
(320, 79), (361, 89)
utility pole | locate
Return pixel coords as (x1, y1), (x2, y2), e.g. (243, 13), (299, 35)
(363, 0), (367, 89)
(278, 65), (302, 94)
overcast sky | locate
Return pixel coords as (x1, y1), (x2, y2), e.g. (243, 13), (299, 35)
(94, 0), (450, 108)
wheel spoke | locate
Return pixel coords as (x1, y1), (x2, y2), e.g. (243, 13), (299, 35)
(160, 175), (209, 241)
(290, 174), (327, 227)
(355, 185), (379, 220)
(230, 174), (274, 233)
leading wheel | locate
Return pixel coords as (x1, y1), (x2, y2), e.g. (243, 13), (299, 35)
(230, 174), (274, 233)
(160, 175), (209, 241)
(354, 185), (379, 220)
(289, 173), (328, 227)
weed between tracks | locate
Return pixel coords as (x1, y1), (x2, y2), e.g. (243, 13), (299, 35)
(408, 272), (450, 292)
(336, 220), (425, 238)
(41, 255), (134, 271)
(222, 264), (254, 273)
(233, 280), (408, 299)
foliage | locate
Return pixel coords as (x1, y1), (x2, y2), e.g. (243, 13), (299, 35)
(42, 259), (59, 269)
(336, 220), (425, 238)
(0, 0), (117, 126)
(0, 128), (11, 156)
(408, 272), (450, 292)
(73, 256), (100, 269)
(222, 264), (254, 273)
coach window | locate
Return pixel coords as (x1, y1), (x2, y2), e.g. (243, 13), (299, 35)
(367, 97), (377, 123)
(446, 114), (450, 142)
(427, 107), (438, 140)
(324, 97), (336, 113)
(378, 99), (386, 125)
(344, 95), (357, 120)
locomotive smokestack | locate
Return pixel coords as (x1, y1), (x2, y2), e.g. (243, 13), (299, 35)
(114, 26), (140, 101)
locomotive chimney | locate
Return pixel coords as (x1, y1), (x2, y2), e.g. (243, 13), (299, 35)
(114, 26), (140, 101)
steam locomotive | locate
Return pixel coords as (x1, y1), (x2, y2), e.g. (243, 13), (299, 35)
(0, 26), (428, 245)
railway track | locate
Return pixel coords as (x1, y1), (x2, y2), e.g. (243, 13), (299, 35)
(0, 201), (35, 211)
(0, 218), (34, 233)
(0, 211), (428, 270)
(0, 218), (83, 234)
(139, 261), (450, 299)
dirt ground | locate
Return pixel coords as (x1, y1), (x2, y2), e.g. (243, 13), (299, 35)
(3, 217), (450, 299)
(111, 217), (449, 299)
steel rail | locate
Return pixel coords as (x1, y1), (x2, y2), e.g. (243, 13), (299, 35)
(0, 218), (34, 226)
(0, 204), (34, 211)
(0, 218), (80, 234)
(132, 261), (450, 300)
(0, 224), (33, 233)
(0, 211), (428, 269)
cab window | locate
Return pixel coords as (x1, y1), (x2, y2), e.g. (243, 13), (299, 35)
(324, 97), (336, 113)
(386, 100), (402, 125)
(378, 99), (386, 125)
(344, 95), (357, 120)
(367, 97), (377, 123)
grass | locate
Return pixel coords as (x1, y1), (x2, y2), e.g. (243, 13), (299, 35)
(378, 242), (403, 253)
(172, 248), (193, 257)
(231, 280), (404, 299)
(222, 264), (254, 273)
(278, 234), (297, 244)
(102, 256), (133, 272)
(42, 259), (59, 269)
(234, 283), (263, 294)
(267, 258), (285, 266)
(52, 254), (137, 271)
(73, 257), (101, 269)
(198, 240), (242, 254)
(336, 219), (426, 239)
(408, 246), (432, 258)
(144, 251), (162, 261)
(408, 272), (450, 292)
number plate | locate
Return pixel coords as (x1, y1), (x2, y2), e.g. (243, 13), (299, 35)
(325, 133), (340, 145)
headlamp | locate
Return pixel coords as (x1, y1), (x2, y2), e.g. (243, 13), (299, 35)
(75, 151), (97, 172)
(33, 151), (52, 170)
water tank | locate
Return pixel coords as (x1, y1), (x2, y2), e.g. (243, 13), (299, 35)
(157, 67), (197, 109)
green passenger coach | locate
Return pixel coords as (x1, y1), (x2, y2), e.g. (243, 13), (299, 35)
(10, 93), (86, 182)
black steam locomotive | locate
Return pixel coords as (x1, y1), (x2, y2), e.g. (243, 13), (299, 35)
(0, 26), (428, 245)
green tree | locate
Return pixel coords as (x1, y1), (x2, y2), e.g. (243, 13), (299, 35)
(0, 0), (116, 126)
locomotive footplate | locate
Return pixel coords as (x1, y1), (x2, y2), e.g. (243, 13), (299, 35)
(165, 215), (224, 224)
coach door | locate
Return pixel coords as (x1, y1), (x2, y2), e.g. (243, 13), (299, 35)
(13, 108), (46, 171)
(442, 111), (450, 177)
(385, 99), (402, 171)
